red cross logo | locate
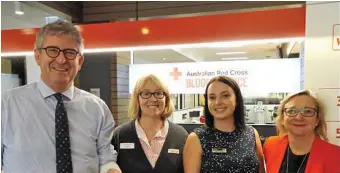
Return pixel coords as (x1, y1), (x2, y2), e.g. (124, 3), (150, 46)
(170, 67), (182, 80)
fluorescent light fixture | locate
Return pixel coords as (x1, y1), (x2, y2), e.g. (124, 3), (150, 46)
(1, 51), (34, 57)
(14, 1), (24, 15)
(216, 52), (246, 55)
(208, 43), (245, 48)
(221, 57), (248, 60)
(0, 37), (305, 57)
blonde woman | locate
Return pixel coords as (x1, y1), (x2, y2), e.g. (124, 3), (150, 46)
(111, 74), (188, 173)
(263, 90), (340, 173)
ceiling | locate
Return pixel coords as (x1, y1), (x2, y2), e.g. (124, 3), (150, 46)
(1, 1), (71, 30)
(40, 1), (304, 24)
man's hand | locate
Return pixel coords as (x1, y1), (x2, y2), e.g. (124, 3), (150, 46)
(106, 168), (121, 173)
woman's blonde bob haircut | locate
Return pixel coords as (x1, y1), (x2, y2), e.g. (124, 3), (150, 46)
(128, 74), (174, 120)
(275, 89), (328, 141)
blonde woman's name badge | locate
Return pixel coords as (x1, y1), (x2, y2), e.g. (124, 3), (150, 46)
(120, 143), (135, 149)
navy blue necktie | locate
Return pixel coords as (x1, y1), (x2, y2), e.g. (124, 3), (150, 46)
(54, 93), (73, 173)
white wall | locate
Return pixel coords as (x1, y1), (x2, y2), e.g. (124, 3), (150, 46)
(1, 74), (21, 92)
(305, 1), (340, 146)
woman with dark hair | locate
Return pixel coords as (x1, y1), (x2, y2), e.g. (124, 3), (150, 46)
(183, 76), (265, 173)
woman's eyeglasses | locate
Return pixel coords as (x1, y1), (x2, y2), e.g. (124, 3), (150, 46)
(284, 107), (317, 117)
(139, 91), (165, 99)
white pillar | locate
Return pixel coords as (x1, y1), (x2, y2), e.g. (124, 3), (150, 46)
(25, 55), (40, 84)
(305, 1), (340, 146)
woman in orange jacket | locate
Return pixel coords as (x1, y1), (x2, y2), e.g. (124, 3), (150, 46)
(263, 90), (340, 173)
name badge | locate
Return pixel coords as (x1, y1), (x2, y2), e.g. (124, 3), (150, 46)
(120, 143), (135, 149)
(168, 149), (180, 154)
(212, 148), (227, 153)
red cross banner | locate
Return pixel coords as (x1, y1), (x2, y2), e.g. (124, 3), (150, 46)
(129, 59), (301, 96)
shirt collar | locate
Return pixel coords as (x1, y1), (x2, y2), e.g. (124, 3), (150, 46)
(37, 80), (74, 100)
(135, 119), (169, 140)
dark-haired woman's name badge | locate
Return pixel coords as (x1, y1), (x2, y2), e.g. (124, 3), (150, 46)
(212, 148), (227, 153)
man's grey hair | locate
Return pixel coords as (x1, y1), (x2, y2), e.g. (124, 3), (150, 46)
(34, 19), (84, 55)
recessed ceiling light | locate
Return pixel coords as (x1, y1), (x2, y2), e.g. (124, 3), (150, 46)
(14, 1), (24, 15)
(162, 58), (166, 60)
(15, 11), (24, 15)
(216, 52), (246, 55)
(141, 27), (150, 35)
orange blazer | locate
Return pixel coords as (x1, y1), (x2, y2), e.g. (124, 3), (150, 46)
(263, 135), (340, 173)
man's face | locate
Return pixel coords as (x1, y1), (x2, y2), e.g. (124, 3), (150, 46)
(34, 34), (83, 91)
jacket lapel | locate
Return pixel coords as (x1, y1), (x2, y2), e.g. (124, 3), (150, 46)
(305, 137), (323, 173)
(270, 135), (289, 173)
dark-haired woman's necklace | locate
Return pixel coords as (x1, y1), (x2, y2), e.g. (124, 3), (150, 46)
(286, 147), (308, 173)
